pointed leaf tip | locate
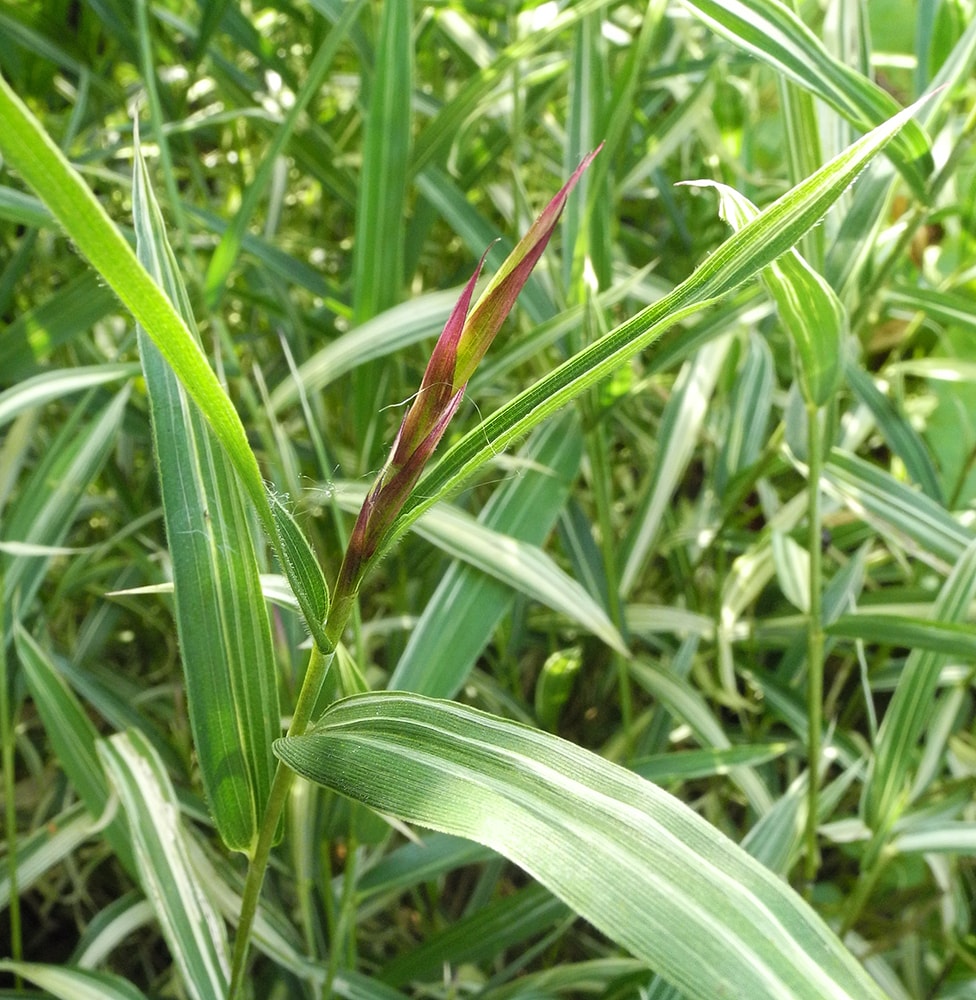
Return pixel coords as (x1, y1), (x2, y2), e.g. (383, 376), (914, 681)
(455, 145), (602, 384)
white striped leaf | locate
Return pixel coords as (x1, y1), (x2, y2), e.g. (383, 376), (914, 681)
(862, 538), (976, 830)
(822, 449), (972, 571)
(683, 0), (933, 195)
(276, 693), (889, 1000)
(132, 136), (279, 854)
(97, 730), (229, 1000)
(0, 962), (148, 1000)
(0, 363), (137, 429)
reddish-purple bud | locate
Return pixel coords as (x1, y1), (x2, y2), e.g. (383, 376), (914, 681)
(338, 147), (601, 590)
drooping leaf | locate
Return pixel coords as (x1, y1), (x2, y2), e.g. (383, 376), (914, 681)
(276, 693), (888, 1000)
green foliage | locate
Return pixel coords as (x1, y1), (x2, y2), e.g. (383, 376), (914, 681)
(3, 3), (976, 999)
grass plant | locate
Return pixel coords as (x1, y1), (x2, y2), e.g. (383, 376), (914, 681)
(2, 2), (976, 999)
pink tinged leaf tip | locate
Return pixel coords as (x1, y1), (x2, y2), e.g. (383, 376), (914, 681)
(455, 143), (603, 386)
(340, 387), (465, 588)
(340, 146), (600, 587)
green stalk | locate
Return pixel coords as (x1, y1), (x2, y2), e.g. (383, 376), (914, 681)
(228, 589), (356, 999)
(0, 593), (22, 983)
(324, 825), (360, 998)
(583, 401), (633, 754)
(804, 401), (825, 886)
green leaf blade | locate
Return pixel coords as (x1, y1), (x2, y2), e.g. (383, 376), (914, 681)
(132, 140), (279, 854)
(276, 694), (888, 1000)
(97, 731), (230, 1000)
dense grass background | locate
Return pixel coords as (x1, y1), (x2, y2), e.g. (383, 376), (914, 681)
(3, 1), (976, 997)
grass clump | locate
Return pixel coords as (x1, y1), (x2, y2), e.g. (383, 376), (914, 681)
(2, 3), (976, 999)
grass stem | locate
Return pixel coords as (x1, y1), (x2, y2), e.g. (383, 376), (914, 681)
(1, 607), (23, 982)
(228, 590), (357, 999)
(804, 401), (825, 887)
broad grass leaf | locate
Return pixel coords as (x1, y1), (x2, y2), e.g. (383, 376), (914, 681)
(632, 743), (792, 784)
(268, 493), (330, 649)
(350, 0), (413, 445)
(352, 0), (411, 325)
(276, 693), (889, 1000)
(828, 613), (976, 659)
(132, 138), (279, 853)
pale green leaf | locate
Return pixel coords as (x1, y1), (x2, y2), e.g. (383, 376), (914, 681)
(0, 962), (148, 1000)
(277, 693), (887, 1000)
(97, 730), (230, 1000)
(2, 390), (128, 629)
